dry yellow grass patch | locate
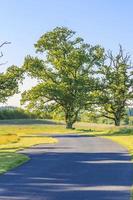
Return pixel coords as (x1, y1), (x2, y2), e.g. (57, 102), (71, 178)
(0, 123), (59, 174)
(0, 134), (19, 145)
(0, 136), (57, 152)
(0, 124), (60, 153)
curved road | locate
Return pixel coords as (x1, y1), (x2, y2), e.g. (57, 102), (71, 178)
(0, 134), (132, 200)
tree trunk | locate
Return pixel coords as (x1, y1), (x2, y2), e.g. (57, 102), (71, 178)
(65, 112), (75, 129)
(114, 118), (120, 126)
(66, 120), (73, 129)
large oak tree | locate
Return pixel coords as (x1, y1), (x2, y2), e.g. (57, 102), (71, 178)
(21, 27), (103, 128)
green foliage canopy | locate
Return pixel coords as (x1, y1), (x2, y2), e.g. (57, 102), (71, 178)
(21, 27), (104, 128)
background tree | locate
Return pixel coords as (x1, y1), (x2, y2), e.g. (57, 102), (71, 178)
(99, 46), (133, 126)
(0, 42), (23, 103)
(21, 27), (104, 128)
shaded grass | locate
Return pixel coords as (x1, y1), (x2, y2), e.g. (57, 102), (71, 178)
(131, 187), (133, 200)
(0, 119), (62, 125)
(0, 153), (29, 174)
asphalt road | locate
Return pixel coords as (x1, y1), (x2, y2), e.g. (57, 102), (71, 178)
(0, 134), (132, 200)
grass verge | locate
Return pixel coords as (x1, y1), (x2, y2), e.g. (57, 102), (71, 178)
(0, 120), (61, 174)
(0, 153), (29, 174)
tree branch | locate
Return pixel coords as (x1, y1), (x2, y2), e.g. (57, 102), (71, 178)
(0, 41), (11, 48)
(102, 114), (115, 120)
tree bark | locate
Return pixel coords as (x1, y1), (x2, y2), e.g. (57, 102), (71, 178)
(65, 111), (75, 129)
(66, 120), (73, 129)
(114, 118), (121, 126)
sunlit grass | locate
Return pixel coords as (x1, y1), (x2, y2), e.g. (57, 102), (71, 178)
(0, 124), (80, 136)
(0, 136), (57, 152)
(0, 121), (62, 174)
(0, 134), (19, 145)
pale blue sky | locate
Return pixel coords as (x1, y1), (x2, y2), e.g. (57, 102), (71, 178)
(0, 0), (133, 106)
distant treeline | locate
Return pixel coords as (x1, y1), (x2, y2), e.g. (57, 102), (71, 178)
(0, 106), (133, 125)
(0, 107), (35, 120)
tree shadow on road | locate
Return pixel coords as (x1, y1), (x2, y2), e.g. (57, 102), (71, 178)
(0, 148), (132, 200)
